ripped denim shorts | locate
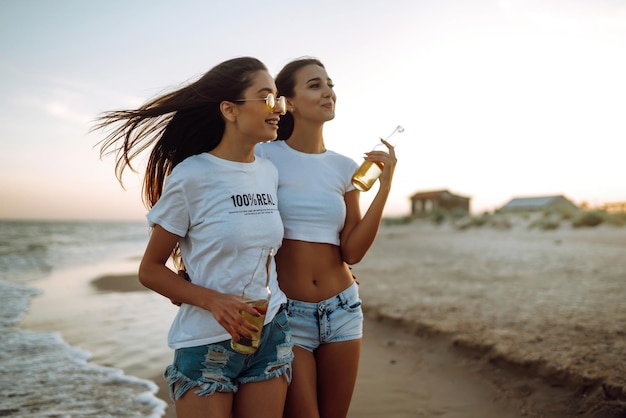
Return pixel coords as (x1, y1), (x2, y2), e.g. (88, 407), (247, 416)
(286, 281), (363, 352)
(164, 309), (293, 400)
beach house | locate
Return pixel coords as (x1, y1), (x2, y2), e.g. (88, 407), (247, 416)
(409, 189), (471, 215)
(497, 195), (578, 214)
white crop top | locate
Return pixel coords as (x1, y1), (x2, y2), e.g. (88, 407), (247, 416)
(255, 140), (359, 246)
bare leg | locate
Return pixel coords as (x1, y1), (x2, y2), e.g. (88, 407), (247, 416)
(316, 339), (361, 418)
(175, 389), (233, 418)
(284, 346), (320, 418)
(234, 375), (289, 418)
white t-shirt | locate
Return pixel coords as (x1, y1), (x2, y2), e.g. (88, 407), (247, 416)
(255, 140), (359, 246)
(147, 153), (285, 349)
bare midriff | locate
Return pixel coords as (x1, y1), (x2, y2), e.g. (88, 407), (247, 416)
(276, 239), (354, 303)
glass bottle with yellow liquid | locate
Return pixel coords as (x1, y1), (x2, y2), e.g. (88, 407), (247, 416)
(351, 125), (404, 192)
(231, 246), (274, 354)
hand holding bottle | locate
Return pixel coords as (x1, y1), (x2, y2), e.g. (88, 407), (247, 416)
(370, 138), (398, 190)
(231, 247), (274, 354)
(351, 125), (403, 192)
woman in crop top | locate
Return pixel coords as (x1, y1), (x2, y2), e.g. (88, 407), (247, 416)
(94, 57), (293, 418)
(255, 58), (397, 418)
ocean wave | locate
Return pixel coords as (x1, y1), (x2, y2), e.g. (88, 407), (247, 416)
(0, 327), (166, 417)
(0, 280), (41, 327)
(0, 220), (164, 418)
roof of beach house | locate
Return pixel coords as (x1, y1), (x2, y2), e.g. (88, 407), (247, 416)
(409, 189), (470, 201)
(499, 195), (577, 211)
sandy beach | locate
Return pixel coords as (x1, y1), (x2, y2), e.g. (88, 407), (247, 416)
(354, 217), (626, 417)
(19, 218), (626, 417)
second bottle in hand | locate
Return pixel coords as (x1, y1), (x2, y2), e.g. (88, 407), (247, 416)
(231, 246), (274, 355)
(351, 125), (404, 192)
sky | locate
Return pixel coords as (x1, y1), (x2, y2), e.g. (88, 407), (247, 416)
(1, 0), (625, 221)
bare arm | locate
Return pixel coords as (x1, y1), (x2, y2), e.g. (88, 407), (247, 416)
(340, 139), (397, 265)
(138, 224), (259, 340)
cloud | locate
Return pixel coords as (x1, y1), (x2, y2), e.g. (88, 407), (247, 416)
(11, 72), (147, 126)
(46, 74), (145, 109)
(17, 94), (92, 125)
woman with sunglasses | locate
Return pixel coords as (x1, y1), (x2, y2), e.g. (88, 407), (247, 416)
(255, 57), (397, 418)
(93, 57), (293, 418)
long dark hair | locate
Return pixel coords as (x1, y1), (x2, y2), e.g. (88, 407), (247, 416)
(93, 56), (267, 208)
(275, 57), (325, 141)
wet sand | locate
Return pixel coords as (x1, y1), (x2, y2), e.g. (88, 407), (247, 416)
(20, 218), (626, 417)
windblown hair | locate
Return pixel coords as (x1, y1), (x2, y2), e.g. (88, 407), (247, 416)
(93, 56), (267, 209)
(275, 57), (325, 141)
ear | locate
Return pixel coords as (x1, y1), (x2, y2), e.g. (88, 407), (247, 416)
(286, 99), (296, 113)
(220, 101), (238, 122)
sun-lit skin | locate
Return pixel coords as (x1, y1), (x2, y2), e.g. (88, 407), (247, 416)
(211, 70), (282, 163)
(289, 66), (337, 122)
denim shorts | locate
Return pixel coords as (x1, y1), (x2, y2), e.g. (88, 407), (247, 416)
(286, 281), (363, 352)
(164, 309), (293, 400)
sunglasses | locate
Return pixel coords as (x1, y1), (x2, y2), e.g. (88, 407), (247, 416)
(234, 93), (287, 115)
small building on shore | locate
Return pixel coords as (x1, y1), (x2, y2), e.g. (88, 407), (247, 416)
(498, 195), (578, 214)
(409, 189), (471, 215)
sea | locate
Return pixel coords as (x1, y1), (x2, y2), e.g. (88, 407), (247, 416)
(0, 219), (166, 418)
